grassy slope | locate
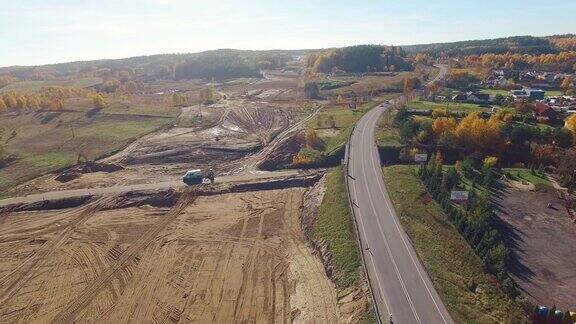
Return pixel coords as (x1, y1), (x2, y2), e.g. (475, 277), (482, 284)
(0, 113), (170, 194)
(377, 127), (402, 147)
(311, 97), (398, 154)
(382, 165), (527, 323)
(313, 166), (362, 288)
(0, 77), (103, 93)
(504, 168), (552, 186)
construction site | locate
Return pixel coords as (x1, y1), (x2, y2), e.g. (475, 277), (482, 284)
(0, 70), (373, 323)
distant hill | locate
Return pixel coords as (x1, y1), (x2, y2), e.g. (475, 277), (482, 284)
(2, 34), (575, 84)
(403, 34), (576, 57)
(0, 49), (309, 83)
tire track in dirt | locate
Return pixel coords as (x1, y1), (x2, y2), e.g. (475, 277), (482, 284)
(0, 198), (112, 307)
(52, 190), (196, 323)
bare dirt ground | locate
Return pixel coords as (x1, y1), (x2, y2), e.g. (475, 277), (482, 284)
(494, 181), (576, 309)
(0, 187), (344, 323)
(7, 76), (312, 197)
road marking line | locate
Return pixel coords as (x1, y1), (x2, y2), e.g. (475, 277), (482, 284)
(357, 117), (421, 324)
(369, 106), (450, 324)
(349, 153), (391, 317)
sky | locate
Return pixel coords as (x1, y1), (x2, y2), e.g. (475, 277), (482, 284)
(1, 0), (575, 67)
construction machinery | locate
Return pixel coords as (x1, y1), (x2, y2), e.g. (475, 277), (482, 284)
(183, 168), (215, 186)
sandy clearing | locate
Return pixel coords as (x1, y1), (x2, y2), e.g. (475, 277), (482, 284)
(495, 182), (576, 309)
(0, 188), (340, 323)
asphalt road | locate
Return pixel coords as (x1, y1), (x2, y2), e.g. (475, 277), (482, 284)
(347, 65), (452, 323)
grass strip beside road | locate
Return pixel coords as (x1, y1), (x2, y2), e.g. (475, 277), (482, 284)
(382, 165), (528, 323)
(313, 166), (362, 288)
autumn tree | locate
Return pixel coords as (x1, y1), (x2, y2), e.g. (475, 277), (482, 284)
(530, 143), (556, 166)
(93, 94), (107, 109)
(16, 96), (26, 109)
(3, 93), (17, 108)
(432, 117), (457, 136)
(27, 96), (40, 109)
(454, 112), (503, 156)
(101, 78), (120, 93)
(566, 114), (576, 136)
(561, 77), (574, 93)
(483, 156), (498, 168)
(50, 99), (64, 110)
(0, 99), (6, 112)
(403, 77), (420, 99)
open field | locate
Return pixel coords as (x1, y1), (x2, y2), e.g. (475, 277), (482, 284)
(382, 165), (527, 323)
(0, 110), (171, 195)
(0, 77), (103, 93)
(0, 187), (345, 323)
(503, 168), (552, 187)
(494, 180), (576, 310)
(323, 72), (416, 97)
(480, 88), (565, 97)
(309, 100), (391, 153)
(407, 99), (493, 112)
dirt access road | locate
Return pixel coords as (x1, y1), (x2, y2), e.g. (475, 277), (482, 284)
(0, 188), (342, 323)
(0, 169), (300, 208)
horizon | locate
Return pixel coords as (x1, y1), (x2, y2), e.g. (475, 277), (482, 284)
(1, 33), (572, 69)
(1, 0), (576, 67)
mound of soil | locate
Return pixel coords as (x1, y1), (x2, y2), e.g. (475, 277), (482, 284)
(258, 132), (302, 170)
(55, 161), (124, 183)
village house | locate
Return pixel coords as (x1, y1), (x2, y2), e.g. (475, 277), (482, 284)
(452, 91), (492, 103)
(534, 102), (561, 123)
(511, 89), (545, 100)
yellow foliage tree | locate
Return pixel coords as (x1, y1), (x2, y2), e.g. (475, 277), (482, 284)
(16, 96), (28, 109)
(455, 112), (503, 155)
(27, 96), (40, 109)
(561, 77), (574, 93)
(292, 152), (313, 166)
(93, 94), (107, 109)
(0, 98), (6, 111)
(3, 93), (17, 108)
(432, 117), (457, 136)
(565, 114), (576, 138)
(483, 156), (498, 168)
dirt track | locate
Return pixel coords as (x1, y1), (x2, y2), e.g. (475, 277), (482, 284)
(0, 188), (340, 323)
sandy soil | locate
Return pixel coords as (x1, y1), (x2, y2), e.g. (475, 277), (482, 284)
(0, 188), (341, 323)
(494, 181), (576, 309)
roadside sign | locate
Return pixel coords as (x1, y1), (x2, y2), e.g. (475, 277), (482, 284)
(450, 191), (469, 203)
(414, 153), (428, 162)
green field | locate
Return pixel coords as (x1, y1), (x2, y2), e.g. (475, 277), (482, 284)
(480, 88), (564, 97)
(382, 165), (528, 323)
(407, 99), (492, 112)
(504, 168), (552, 186)
(0, 77), (103, 93)
(313, 167), (362, 288)
(377, 127), (402, 147)
(309, 100), (381, 153)
(0, 111), (171, 194)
